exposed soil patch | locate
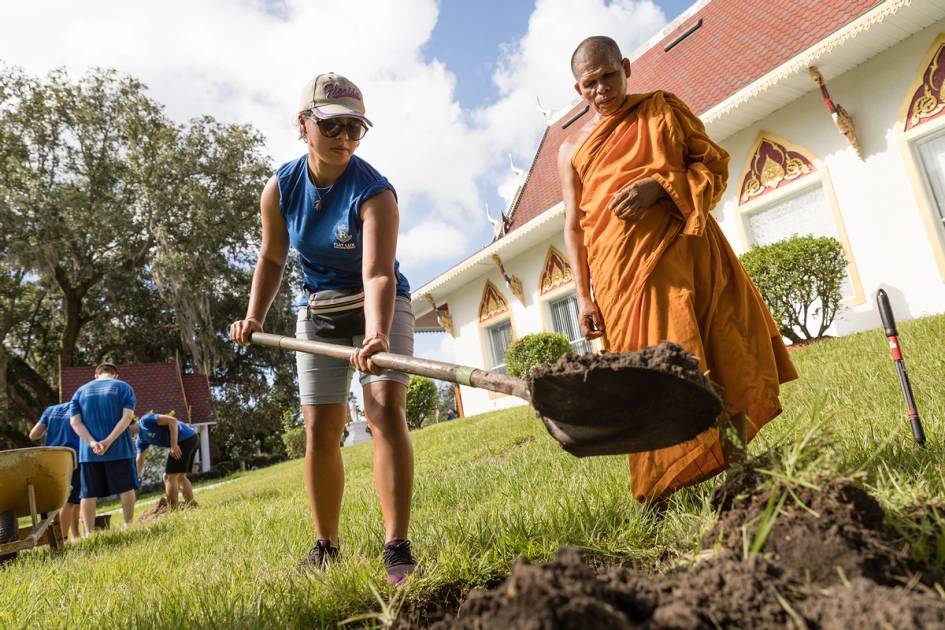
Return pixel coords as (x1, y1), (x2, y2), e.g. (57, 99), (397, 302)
(785, 335), (833, 352)
(396, 475), (945, 629)
(137, 498), (198, 524)
(137, 497), (169, 523)
(529, 342), (722, 456)
(705, 467), (907, 587)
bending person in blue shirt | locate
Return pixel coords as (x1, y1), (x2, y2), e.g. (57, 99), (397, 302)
(135, 413), (199, 509)
(69, 363), (137, 536)
(29, 402), (81, 540)
(229, 72), (417, 584)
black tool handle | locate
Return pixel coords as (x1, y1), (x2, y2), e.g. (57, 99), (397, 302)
(876, 289), (926, 447)
(876, 289), (898, 336)
(894, 362), (926, 447)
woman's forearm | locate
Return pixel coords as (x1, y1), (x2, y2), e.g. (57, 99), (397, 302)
(362, 274), (396, 339)
(246, 258), (285, 324)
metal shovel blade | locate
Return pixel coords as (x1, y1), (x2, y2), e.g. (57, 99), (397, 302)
(530, 365), (722, 456)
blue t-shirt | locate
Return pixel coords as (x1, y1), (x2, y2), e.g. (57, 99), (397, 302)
(276, 154), (411, 304)
(136, 413), (198, 452)
(70, 378), (136, 463)
(39, 402), (80, 452)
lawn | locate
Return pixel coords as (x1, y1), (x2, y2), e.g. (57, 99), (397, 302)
(1, 315), (943, 629)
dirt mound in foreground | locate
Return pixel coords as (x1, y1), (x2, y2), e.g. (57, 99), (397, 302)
(704, 468), (909, 587)
(398, 479), (945, 629)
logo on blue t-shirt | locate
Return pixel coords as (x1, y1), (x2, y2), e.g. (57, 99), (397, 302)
(334, 223), (354, 249)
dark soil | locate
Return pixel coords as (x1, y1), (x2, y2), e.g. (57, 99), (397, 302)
(395, 474), (945, 629)
(531, 341), (714, 390)
(529, 342), (722, 456)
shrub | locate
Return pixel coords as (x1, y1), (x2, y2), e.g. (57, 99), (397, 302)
(406, 376), (438, 430)
(505, 332), (572, 379)
(739, 234), (847, 342)
(282, 427), (306, 459)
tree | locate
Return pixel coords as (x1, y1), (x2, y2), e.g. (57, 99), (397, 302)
(739, 235), (847, 342)
(405, 376), (438, 430)
(0, 64), (298, 452)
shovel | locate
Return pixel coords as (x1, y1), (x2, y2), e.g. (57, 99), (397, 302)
(250, 332), (721, 456)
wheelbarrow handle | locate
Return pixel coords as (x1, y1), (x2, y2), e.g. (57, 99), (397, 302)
(250, 332), (530, 401)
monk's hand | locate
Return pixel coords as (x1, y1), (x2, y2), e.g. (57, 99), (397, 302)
(608, 177), (666, 221)
(578, 299), (605, 340)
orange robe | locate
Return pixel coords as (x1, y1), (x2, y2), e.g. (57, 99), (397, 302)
(572, 91), (798, 501)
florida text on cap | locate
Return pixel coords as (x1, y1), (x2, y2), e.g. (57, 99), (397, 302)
(299, 72), (373, 126)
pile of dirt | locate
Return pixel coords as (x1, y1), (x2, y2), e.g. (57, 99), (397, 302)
(704, 467), (907, 587)
(531, 341), (714, 391)
(137, 497), (169, 523)
(137, 497), (199, 524)
(398, 477), (945, 629)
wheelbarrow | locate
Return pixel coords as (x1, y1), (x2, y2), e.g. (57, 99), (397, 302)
(0, 446), (76, 562)
(250, 333), (722, 457)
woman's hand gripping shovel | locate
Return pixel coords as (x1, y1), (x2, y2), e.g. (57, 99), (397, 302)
(250, 332), (722, 456)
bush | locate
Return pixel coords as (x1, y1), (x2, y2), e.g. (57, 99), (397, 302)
(406, 376), (438, 430)
(504, 332), (572, 379)
(739, 234), (847, 342)
(282, 426), (306, 459)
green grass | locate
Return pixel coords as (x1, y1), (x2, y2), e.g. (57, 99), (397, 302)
(2, 315), (944, 628)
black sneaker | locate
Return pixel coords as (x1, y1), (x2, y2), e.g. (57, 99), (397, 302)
(383, 539), (417, 586)
(300, 539), (339, 570)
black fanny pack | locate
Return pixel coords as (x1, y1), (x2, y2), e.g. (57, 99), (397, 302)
(306, 288), (366, 339)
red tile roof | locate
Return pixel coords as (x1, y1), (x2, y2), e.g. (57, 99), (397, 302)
(60, 363), (213, 423)
(505, 0), (880, 233)
(182, 374), (215, 423)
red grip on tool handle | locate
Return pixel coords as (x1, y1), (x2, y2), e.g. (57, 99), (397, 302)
(886, 336), (903, 361)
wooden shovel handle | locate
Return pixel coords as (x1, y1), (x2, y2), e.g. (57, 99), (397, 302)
(250, 332), (530, 401)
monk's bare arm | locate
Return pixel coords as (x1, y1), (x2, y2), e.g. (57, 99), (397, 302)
(559, 141), (604, 339)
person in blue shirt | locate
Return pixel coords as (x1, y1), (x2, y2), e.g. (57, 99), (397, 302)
(69, 363), (137, 536)
(134, 413), (199, 509)
(28, 402), (81, 540)
(229, 72), (417, 584)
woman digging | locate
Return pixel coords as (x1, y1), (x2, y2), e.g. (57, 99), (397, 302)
(229, 73), (417, 585)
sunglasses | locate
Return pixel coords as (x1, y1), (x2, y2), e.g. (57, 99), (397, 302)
(308, 116), (369, 140)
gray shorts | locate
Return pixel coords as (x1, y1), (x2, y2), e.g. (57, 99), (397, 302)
(296, 297), (415, 406)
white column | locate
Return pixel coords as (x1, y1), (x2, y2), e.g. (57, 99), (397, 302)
(199, 425), (211, 472)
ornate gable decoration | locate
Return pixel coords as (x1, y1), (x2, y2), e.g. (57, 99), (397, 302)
(739, 135), (816, 205)
(904, 36), (945, 132)
(539, 247), (574, 294)
(478, 280), (509, 323)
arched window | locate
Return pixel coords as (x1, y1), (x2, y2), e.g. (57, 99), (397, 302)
(736, 132), (863, 305)
(899, 33), (945, 280)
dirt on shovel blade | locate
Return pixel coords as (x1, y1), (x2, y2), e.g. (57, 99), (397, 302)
(529, 342), (722, 456)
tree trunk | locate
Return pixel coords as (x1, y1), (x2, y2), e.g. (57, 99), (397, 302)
(59, 285), (82, 369)
(5, 353), (58, 428)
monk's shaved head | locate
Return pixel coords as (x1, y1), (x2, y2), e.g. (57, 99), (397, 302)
(571, 36), (623, 76)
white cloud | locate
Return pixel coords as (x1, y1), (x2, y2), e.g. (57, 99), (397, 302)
(476, 0), (666, 191)
(397, 220), (471, 269)
(0, 0), (667, 279)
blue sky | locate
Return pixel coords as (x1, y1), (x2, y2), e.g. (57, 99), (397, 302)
(428, 0), (693, 111)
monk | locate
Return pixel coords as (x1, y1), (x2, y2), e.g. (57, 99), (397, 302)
(559, 36), (798, 503)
